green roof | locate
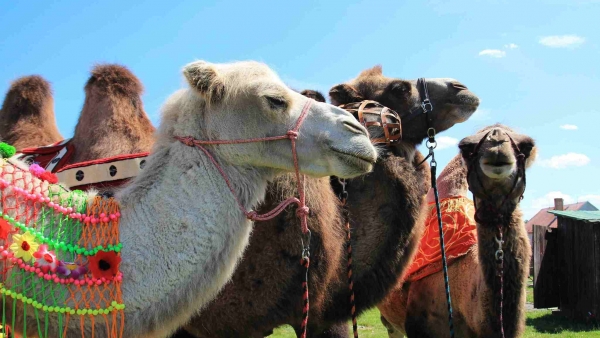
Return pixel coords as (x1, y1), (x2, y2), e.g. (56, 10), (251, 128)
(547, 210), (600, 222)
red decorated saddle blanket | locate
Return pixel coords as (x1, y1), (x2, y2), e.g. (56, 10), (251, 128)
(404, 196), (477, 282)
(13, 139), (148, 191)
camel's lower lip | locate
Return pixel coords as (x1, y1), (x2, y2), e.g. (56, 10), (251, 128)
(331, 148), (376, 164)
(330, 148), (376, 172)
(482, 161), (515, 167)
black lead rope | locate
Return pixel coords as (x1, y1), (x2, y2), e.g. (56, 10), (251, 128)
(417, 78), (455, 338)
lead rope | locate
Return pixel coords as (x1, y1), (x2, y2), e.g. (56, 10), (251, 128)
(339, 179), (359, 338)
(300, 227), (311, 338)
(495, 225), (505, 338)
(416, 77), (455, 338)
(426, 133), (455, 338)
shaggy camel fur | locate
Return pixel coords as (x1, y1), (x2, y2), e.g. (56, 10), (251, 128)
(379, 124), (537, 338)
(0, 75), (62, 149)
(175, 65), (480, 338)
(1, 60), (377, 338)
(69, 64), (155, 164)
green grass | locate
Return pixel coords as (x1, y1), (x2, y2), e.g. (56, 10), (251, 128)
(270, 308), (600, 337)
(526, 279), (534, 304)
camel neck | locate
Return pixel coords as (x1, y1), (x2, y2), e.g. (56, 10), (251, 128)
(475, 199), (530, 337)
(116, 141), (269, 338)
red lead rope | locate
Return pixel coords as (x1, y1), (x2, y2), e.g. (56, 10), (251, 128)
(175, 99), (314, 335)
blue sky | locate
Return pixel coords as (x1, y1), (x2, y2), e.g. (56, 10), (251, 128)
(1, 0), (598, 219)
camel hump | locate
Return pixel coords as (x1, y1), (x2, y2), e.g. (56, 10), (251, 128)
(85, 64), (144, 97)
(1, 75), (53, 114)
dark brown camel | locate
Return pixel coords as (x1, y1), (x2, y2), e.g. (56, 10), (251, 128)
(175, 65), (480, 338)
(0, 75), (62, 149)
(379, 124), (536, 338)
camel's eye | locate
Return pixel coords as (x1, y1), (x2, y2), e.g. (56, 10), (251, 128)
(265, 96), (288, 111)
(388, 81), (411, 94)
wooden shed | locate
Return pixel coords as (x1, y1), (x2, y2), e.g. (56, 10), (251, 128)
(544, 210), (600, 320)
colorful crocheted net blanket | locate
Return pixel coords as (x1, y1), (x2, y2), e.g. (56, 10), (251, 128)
(0, 151), (124, 338)
(404, 196), (478, 282)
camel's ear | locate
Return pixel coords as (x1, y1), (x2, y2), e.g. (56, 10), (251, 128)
(458, 134), (480, 159)
(383, 80), (412, 98)
(513, 134), (537, 168)
(183, 61), (225, 103)
(300, 89), (326, 103)
(329, 84), (363, 106)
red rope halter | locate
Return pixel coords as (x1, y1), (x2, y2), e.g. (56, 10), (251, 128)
(175, 99), (313, 233)
(175, 99), (314, 337)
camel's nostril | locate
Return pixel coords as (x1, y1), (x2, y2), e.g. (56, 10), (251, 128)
(343, 120), (368, 136)
(451, 81), (468, 90)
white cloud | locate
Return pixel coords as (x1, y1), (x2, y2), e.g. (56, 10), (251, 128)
(560, 124), (578, 130)
(579, 194), (600, 207)
(434, 136), (459, 150)
(539, 35), (585, 48)
(478, 49), (506, 58)
(538, 153), (590, 169)
(504, 43), (519, 49)
(531, 191), (575, 210)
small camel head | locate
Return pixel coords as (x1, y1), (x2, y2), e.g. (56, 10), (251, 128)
(175, 60), (377, 179)
(329, 65), (480, 143)
(458, 124), (537, 204)
(299, 89), (326, 103)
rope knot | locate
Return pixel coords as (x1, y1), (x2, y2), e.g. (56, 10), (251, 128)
(296, 206), (310, 218)
(246, 210), (258, 221)
(178, 136), (196, 147)
(287, 130), (299, 140)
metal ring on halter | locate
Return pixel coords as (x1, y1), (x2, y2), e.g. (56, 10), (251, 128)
(301, 229), (312, 258)
(495, 249), (504, 261)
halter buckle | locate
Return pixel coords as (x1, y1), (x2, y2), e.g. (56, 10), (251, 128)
(421, 99), (433, 113)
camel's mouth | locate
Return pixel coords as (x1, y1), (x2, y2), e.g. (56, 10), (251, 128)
(330, 147), (376, 171)
(480, 158), (516, 179)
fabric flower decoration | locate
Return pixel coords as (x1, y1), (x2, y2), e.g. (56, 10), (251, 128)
(0, 219), (11, 241)
(9, 232), (39, 262)
(88, 250), (121, 279)
(56, 261), (88, 279)
(40, 172), (58, 184)
(33, 244), (59, 273)
(29, 163), (46, 178)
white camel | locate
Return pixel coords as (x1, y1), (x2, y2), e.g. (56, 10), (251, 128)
(0, 60), (377, 338)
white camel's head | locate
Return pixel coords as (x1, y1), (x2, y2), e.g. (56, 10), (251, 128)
(459, 124), (537, 204)
(164, 60), (377, 178)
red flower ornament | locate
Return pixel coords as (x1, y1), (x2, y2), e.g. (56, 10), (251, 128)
(88, 250), (121, 279)
(0, 219), (11, 241)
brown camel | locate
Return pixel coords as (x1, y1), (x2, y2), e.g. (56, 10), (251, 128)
(68, 64), (155, 164)
(174, 65), (480, 338)
(0, 75), (62, 149)
(379, 124), (537, 338)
